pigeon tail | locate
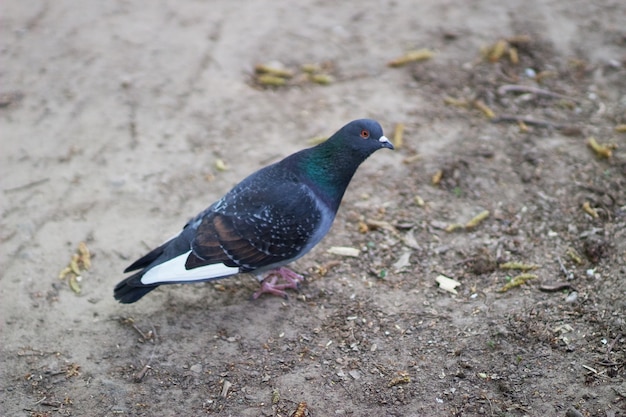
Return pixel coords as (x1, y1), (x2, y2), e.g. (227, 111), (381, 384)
(114, 272), (159, 304)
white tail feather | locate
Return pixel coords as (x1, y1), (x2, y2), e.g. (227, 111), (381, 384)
(140, 251), (239, 285)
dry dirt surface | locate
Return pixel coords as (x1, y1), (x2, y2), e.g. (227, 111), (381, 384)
(2, 1), (626, 416)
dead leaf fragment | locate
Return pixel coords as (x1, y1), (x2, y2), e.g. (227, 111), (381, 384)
(58, 242), (91, 294)
(69, 275), (81, 294)
(392, 251), (412, 271)
(587, 137), (615, 159)
(388, 372), (411, 387)
(432, 169), (443, 185)
(508, 47), (519, 64)
(393, 123), (404, 149)
(327, 246), (360, 257)
(402, 153), (421, 164)
(301, 63), (321, 73)
(65, 363), (81, 378)
(388, 49), (435, 67)
(257, 74), (287, 86)
(473, 100), (495, 119)
(271, 388), (280, 404)
(566, 248), (583, 265)
(444, 96), (469, 107)
(582, 201), (599, 218)
(292, 401), (308, 417)
(401, 230), (420, 250)
(444, 223), (464, 233)
(518, 120), (529, 132)
(58, 266), (72, 280)
(498, 274), (537, 292)
(309, 73), (333, 85)
(215, 158), (228, 171)
(482, 36), (531, 64)
(465, 210), (490, 229)
(488, 39), (508, 62)
(436, 274), (461, 294)
(77, 242), (91, 269)
(69, 254), (81, 275)
(254, 63), (294, 78)
(499, 262), (538, 271)
(365, 219), (398, 235)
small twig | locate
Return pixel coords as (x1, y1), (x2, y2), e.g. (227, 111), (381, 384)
(539, 283), (575, 293)
(149, 322), (159, 344)
(33, 396), (47, 405)
(41, 400), (63, 407)
(596, 360), (623, 367)
(133, 344), (157, 383)
(556, 256), (569, 277)
(478, 395), (496, 417)
(582, 364), (598, 374)
(4, 178), (50, 193)
(453, 258), (473, 266)
(497, 84), (578, 101)
(133, 364), (152, 383)
(556, 256), (575, 280)
(491, 115), (565, 129)
(133, 322), (158, 383)
(17, 348), (58, 357)
(131, 323), (149, 339)
(606, 333), (623, 361)
(220, 380), (233, 397)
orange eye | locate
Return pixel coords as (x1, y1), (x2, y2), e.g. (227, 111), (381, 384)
(360, 129), (370, 139)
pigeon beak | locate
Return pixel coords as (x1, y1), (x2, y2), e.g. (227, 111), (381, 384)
(378, 135), (394, 150)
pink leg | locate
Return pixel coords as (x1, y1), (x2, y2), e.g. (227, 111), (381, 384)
(252, 267), (304, 299)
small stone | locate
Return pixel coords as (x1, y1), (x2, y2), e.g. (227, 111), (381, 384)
(190, 364), (203, 373)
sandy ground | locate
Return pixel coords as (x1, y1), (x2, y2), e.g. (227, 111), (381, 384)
(2, 1), (626, 416)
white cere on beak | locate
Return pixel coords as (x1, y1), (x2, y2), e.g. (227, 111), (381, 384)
(379, 135), (390, 144)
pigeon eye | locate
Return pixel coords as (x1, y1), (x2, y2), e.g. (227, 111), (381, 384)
(360, 129), (370, 139)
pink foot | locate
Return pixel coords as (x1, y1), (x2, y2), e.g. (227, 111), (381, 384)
(252, 267), (304, 299)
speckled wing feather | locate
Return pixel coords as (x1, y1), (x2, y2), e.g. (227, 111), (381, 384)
(189, 173), (323, 272)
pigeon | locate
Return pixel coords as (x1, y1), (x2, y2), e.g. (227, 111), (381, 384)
(114, 119), (393, 303)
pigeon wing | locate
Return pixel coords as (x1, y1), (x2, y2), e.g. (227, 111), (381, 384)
(190, 180), (322, 271)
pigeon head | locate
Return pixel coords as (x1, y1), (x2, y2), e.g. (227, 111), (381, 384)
(331, 118), (394, 156)
(291, 119), (393, 211)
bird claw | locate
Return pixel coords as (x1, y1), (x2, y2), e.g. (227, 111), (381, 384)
(252, 267), (304, 299)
